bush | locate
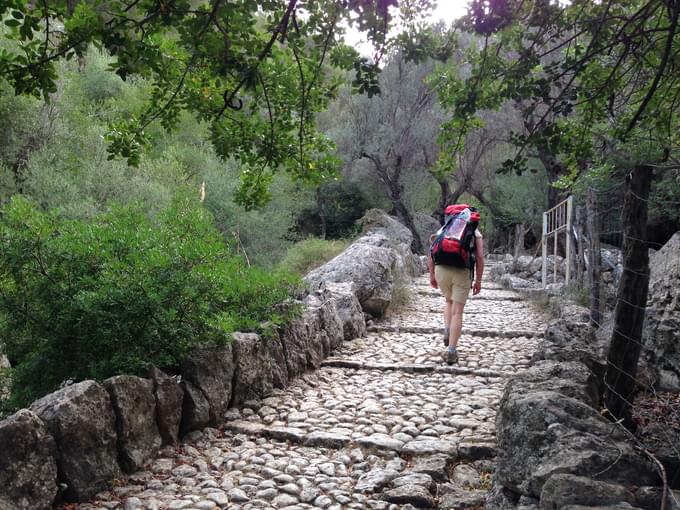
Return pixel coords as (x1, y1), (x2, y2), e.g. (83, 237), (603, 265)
(0, 195), (301, 410)
(277, 237), (350, 276)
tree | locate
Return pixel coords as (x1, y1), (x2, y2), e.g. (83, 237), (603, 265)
(326, 51), (445, 252)
(0, 0), (433, 208)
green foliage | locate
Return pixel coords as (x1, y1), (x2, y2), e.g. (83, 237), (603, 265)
(0, 195), (300, 410)
(296, 180), (371, 239)
(276, 237), (350, 276)
(0, 0), (434, 208)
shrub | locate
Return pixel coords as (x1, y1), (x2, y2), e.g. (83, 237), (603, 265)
(277, 237), (350, 276)
(0, 195), (300, 410)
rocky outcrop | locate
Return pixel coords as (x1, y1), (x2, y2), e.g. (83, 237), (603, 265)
(489, 313), (661, 509)
(305, 209), (423, 318)
(104, 375), (161, 473)
(643, 231), (680, 390)
(180, 344), (234, 427)
(0, 409), (58, 510)
(231, 332), (288, 407)
(148, 367), (183, 445)
(323, 282), (367, 341)
(30, 380), (122, 502)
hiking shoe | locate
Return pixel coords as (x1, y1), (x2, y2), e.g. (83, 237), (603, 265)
(441, 348), (458, 365)
(443, 328), (449, 347)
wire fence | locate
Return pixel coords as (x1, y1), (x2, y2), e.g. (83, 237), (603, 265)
(564, 172), (680, 501)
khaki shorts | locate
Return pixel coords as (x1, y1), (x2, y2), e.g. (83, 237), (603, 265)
(435, 265), (472, 304)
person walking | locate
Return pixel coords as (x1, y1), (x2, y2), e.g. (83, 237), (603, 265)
(427, 205), (485, 364)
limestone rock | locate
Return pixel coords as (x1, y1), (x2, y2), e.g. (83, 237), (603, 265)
(496, 387), (657, 498)
(180, 344), (234, 426)
(644, 232), (680, 389)
(279, 304), (327, 378)
(355, 468), (400, 493)
(305, 209), (421, 318)
(148, 367), (183, 445)
(323, 282), (367, 340)
(539, 474), (634, 509)
(104, 375), (161, 473)
(382, 484), (435, 508)
(30, 380), (122, 501)
(0, 409), (58, 509)
(179, 379), (210, 435)
(231, 332), (287, 407)
(305, 287), (344, 353)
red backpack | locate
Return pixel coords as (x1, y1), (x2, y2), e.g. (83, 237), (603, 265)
(430, 204), (480, 271)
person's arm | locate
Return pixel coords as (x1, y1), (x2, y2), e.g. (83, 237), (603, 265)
(427, 252), (438, 289)
(473, 236), (484, 295)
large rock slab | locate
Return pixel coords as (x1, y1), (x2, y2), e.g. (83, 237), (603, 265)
(305, 288), (344, 353)
(323, 282), (367, 340)
(180, 344), (234, 426)
(104, 375), (161, 473)
(539, 474), (635, 509)
(231, 332), (287, 407)
(496, 388), (658, 498)
(280, 300), (330, 378)
(30, 380), (122, 502)
(0, 409), (58, 509)
(644, 231), (680, 389)
(148, 367), (183, 445)
(305, 209), (422, 318)
(179, 379), (210, 435)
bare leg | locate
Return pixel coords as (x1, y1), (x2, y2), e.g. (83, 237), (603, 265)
(443, 299), (452, 332)
(448, 301), (465, 348)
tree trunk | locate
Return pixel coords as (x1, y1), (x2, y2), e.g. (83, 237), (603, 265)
(316, 188), (327, 240)
(512, 223), (526, 272)
(392, 197), (423, 254)
(603, 164), (652, 429)
(586, 188), (601, 327)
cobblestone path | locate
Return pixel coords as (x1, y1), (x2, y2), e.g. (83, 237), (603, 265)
(77, 264), (547, 510)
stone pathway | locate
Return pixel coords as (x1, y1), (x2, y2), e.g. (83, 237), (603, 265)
(74, 264), (547, 510)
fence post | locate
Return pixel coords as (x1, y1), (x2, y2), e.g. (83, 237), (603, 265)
(542, 211), (548, 288)
(566, 196), (573, 284)
(587, 188), (601, 327)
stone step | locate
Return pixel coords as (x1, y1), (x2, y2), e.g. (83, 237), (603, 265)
(367, 325), (543, 339)
(320, 359), (509, 378)
(224, 420), (496, 461)
(416, 290), (524, 302)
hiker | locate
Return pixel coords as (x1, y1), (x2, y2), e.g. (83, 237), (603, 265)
(427, 205), (485, 364)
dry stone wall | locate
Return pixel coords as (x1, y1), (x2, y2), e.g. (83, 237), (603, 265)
(0, 210), (418, 509)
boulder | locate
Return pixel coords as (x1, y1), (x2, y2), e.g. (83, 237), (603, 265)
(500, 274), (537, 291)
(495, 387), (657, 498)
(323, 282), (367, 340)
(531, 320), (606, 383)
(279, 303), (325, 378)
(231, 332), (287, 407)
(30, 380), (122, 502)
(179, 379), (210, 435)
(305, 209), (422, 318)
(414, 212), (443, 256)
(148, 367), (183, 445)
(0, 409), (58, 509)
(103, 375), (161, 473)
(644, 232), (680, 390)
(305, 236), (397, 317)
(180, 344), (234, 426)
(539, 474), (635, 509)
(305, 287), (344, 352)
